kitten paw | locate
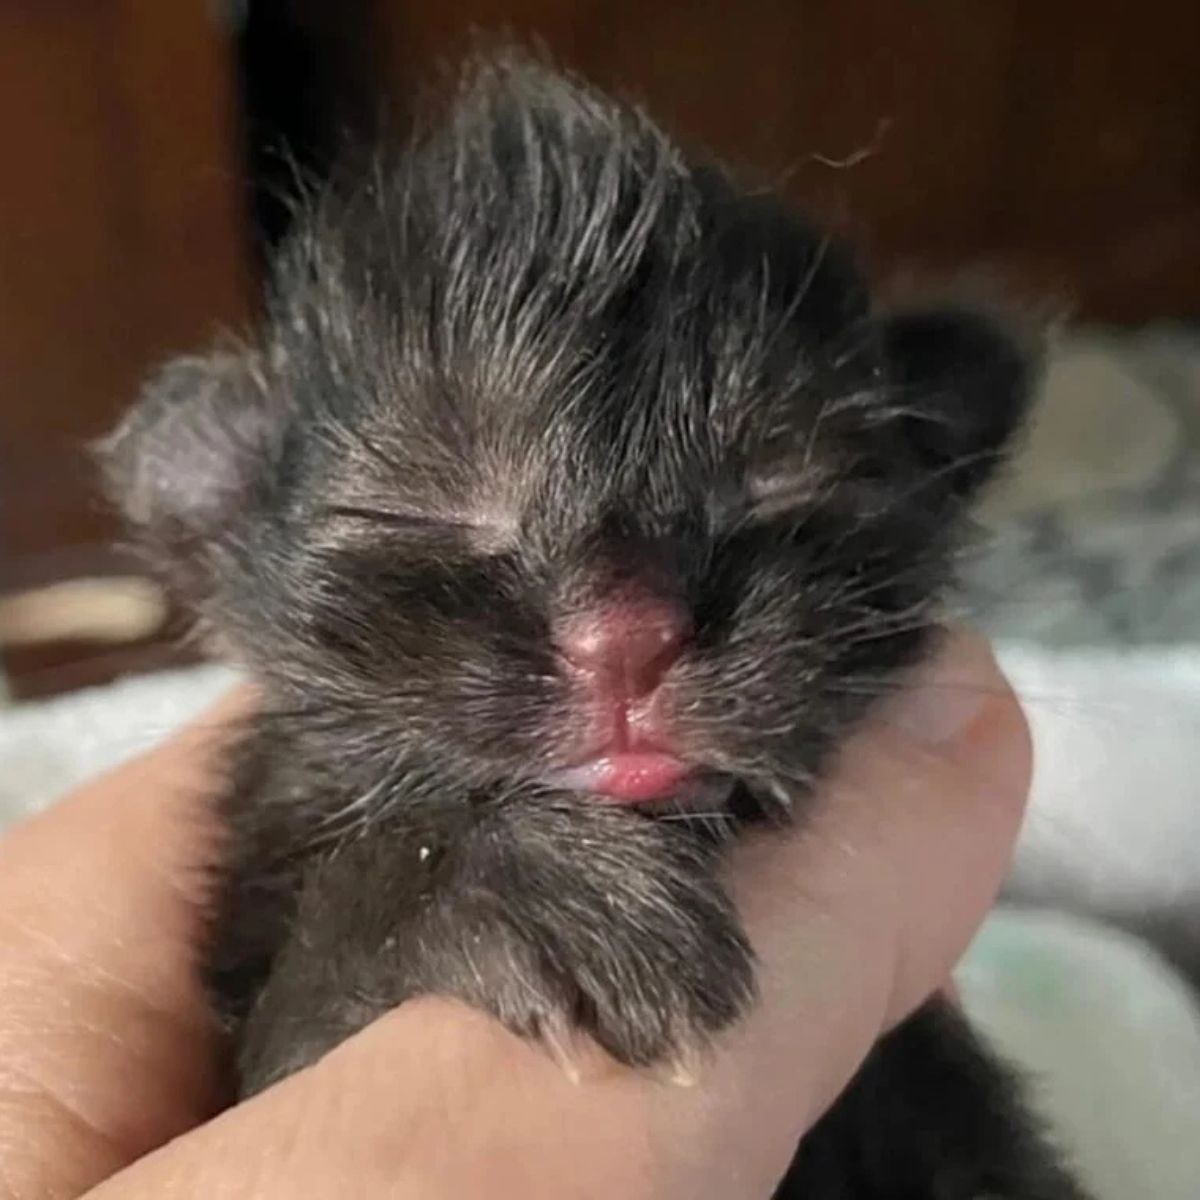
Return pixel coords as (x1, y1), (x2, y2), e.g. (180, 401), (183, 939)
(433, 795), (757, 1068)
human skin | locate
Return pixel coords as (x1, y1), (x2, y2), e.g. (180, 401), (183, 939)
(0, 626), (1029, 1199)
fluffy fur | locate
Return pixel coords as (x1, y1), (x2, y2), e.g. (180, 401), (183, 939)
(100, 52), (1087, 1198)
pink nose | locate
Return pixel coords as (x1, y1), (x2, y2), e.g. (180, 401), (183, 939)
(558, 597), (690, 697)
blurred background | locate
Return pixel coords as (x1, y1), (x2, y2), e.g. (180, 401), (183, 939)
(2, 0), (1199, 696)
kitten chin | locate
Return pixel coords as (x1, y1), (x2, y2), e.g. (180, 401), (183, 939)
(99, 46), (1088, 1200)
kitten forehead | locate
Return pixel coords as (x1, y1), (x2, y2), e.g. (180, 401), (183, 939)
(260, 55), (872, 531)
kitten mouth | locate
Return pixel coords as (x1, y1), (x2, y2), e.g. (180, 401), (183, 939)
(546, 752), (691, 803)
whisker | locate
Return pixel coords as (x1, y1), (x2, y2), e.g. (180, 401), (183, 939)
(653, 810), (735, 825)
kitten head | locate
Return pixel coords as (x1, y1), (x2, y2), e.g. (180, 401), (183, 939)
(100, 53), (1037, 813)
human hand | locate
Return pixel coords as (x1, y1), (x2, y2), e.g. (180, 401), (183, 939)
(0, 626), (1028, 1199)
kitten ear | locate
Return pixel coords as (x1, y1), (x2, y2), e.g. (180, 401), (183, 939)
(97, 350), (285, 591)
(879, 305), (1043, 504)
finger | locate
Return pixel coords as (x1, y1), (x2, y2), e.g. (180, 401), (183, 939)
(734, 627), (1028, 1016)
(685, 625), (1032, 1194)
(0, 691), (250, 1198)
(89, 994), (744, 1200)
(85, 630), (1029, 1200)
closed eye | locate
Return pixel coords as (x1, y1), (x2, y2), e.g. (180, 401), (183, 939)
(319, 505), (474, 533)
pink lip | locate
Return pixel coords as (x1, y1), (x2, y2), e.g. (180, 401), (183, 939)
(546, 752), (692, 803)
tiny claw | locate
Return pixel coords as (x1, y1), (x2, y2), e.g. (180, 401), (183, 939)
(649, 1041), (706, 1088)
(541, 1022), (585, 1084)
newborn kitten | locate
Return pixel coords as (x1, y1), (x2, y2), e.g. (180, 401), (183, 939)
(100, 53), (1088, 1199)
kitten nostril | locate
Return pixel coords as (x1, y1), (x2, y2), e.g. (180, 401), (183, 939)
(558, 598), (690, 696)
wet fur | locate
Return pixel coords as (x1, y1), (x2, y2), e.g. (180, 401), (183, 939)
(100, 52), (1088, 1198)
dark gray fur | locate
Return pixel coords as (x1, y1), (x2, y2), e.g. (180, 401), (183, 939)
(100, 52), (1089, 1198)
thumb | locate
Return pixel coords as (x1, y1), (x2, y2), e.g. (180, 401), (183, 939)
(685, 626), (1032, 1195)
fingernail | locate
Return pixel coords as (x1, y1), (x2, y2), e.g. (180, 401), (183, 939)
(887, 629), (997, 747)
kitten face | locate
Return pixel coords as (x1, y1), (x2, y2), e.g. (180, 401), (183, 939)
(101, 56), (1035, 815)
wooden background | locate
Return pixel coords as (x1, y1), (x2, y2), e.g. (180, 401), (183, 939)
(2, 1), (1198, 696)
